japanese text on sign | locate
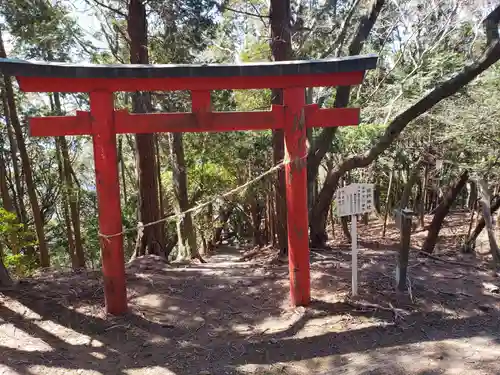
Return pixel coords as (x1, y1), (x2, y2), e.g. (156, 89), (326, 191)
(334, 183), (374, 217)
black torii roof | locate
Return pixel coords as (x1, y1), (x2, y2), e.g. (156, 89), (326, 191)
(0, 55), (377, 79)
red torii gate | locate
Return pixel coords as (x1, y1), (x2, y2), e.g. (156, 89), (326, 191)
(0, 56), (376, 315)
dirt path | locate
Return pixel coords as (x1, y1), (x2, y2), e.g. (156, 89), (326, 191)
(1, 232), (500, 375)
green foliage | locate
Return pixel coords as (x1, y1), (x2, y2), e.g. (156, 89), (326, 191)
(0, 208), (36, 251)
(0, 208), (38, 276)
(1, 0), (85, 61)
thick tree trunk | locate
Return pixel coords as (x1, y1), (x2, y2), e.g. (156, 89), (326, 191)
(168, 133), (200, 261)
(0, 30), (49, 267)
(128, 0), (165, 257)
(310, 6), (500, 247)
(270, 0), (292, 256)
(421, 171), (469, 254)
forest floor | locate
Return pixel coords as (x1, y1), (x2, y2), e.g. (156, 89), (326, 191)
(1, 211), (500, 375)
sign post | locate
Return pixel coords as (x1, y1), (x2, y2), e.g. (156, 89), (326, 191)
(335, 183), (374, 296)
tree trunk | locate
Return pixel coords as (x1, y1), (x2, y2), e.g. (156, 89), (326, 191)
(374, 184), (381, 214)
(310, 6), (500, 247)
(128, 0), (165, 257)
(382, 169), (394, 238)
(266, 188), (274, 245)
(0, 257), (12, 287)
(118, 135), (128, 204)
(467, 180), (478, 211)
(478, 180), (500, 270)
(168, 133), (200, 261)
(1, 93), (35, 258)
(0, 148), (19, 255)
(306, 88), (315, 214)
(263, 192), (270, 243)
(52, 91), (86, 269)
(61, 138), (85, 268)
(55, 137), (77, 268)
(0, 30), (49, 267)
(341, 217), (351, 242)
(270, 0), (292, 256)
(329, 203), (335, 239)
(465, 203), (477, 239)
(477, 180), (500, 268)
(1, 90), (27, 225)
(400, 159), (423, 209)
(465, 196), (500, 248)
(0, 150), (15, 218)
(414, 178), (421, 212)
(250, 197), (262, 247)
(421, 171), (469, 254)
(208, 204), (234, 252)
(419, 164), (428, 228)
(155, 134), (165, 218)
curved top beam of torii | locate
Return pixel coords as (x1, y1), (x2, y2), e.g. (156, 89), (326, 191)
(0, 55), (377, 92)
(0, 55), (377, 79)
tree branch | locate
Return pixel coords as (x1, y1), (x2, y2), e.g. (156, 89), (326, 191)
(320, 0), (362, 59)
(219, 5), (269, 20)
(86, 0), (127, 18)
(307, 0), (385, 185)
(311, 4), (500, 238)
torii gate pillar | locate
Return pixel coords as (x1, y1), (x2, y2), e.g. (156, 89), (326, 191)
(90, 91), (127, 314)
(283, 87), (309, 305)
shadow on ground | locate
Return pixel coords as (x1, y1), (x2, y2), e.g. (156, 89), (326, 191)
(1, 216), (500, 375)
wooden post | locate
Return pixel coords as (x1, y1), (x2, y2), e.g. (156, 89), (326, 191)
(283, 87), (310, 306)
(90, 91), (127, 315)
(395, 208), (413, 292)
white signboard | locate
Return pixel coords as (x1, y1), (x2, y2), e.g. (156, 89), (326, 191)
(334, 183), (375, 297)
(334, 183), (374, 217)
